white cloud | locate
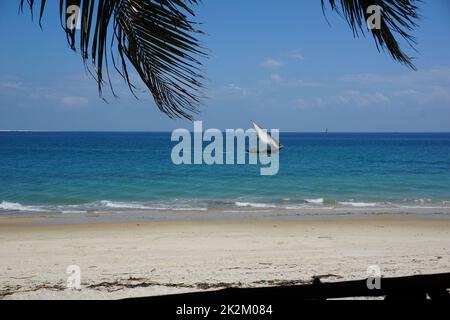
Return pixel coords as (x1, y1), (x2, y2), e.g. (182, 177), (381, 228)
(224, 83), (256, 97)
(332, 67), (450, 108)
(270, 74), (282, 83)
(288, 49), (304, 60)
(294, 97), (325, 109)
(264, 75), (321, 88)
(293, 90), (391, 110)
(61, 96), (89, 107)
(294, 98), (308, 109)
(1, 81), (25, 90)
(334, 90), (390, 107)
(261, 58), (282, 68)
(391, 85), (450, 105)
(339, 66), (450, 86)
(213, 66), (450, 112)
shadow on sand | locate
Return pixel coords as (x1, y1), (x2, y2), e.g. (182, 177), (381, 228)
(125, 273), (450, 301)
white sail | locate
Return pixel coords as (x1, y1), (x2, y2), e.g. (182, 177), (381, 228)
(253, 122), (281, 151)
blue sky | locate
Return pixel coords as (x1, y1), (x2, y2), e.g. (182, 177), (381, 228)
(1, 0), (449, 131)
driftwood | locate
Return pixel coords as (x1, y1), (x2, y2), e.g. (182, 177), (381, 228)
(126, 273), (450, 301)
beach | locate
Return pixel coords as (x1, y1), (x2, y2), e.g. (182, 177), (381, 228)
(1, 214), (449, 299)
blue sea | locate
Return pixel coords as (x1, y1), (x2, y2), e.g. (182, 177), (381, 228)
(1, 132), (450, 216)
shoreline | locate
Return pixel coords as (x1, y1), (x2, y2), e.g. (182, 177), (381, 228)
(1, 214), (449, 299)
(1, 206), (450, 225)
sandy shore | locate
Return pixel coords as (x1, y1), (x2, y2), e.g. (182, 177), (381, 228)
(1, 215), (449, 299)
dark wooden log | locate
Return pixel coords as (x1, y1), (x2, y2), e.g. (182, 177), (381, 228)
(125, 272), (450, 301)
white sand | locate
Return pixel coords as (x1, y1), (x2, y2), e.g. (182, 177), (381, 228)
(1, 216), (449, 299)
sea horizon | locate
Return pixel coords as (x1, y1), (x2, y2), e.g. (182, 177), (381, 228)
(2, 129), (450, 133)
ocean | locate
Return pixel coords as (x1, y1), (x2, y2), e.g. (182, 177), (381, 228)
(1, 132), (450, 216)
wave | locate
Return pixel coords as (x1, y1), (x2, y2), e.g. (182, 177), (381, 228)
(234, 201), (277, 208)
(0, 201), (46, 212)
(398, 205), (450, 209)
(61, 210), (88, 214)
(414, 199), (432, 205)
(338, 201), (378, 207)
(1, 197), (450, 215)
(305, 198), (324, 204)
(99, 200), (154, 210)
(99, 200), (207, 211)
(0, 200), (208, 214)
(235, 200), (333, 210)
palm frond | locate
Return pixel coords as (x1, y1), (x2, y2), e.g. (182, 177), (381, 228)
(20, 0), (206, 120)
(321, 0), (420, 69)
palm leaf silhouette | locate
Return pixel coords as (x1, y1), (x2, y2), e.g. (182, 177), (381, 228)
(20, 0), (205, 120)
(321, 0), (419, 69)
(20, 0), (419, 119)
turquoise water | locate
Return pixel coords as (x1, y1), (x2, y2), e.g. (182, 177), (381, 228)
(1, 132), (450, 214)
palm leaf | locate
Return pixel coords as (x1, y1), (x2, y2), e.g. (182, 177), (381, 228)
(322, 0), (419, 69)
(20, 0), (206, 120)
